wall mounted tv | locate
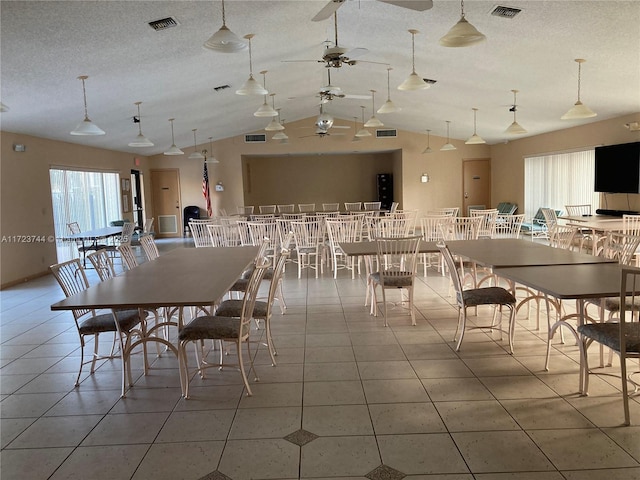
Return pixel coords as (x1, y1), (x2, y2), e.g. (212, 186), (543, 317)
(594, 141), (640, 193)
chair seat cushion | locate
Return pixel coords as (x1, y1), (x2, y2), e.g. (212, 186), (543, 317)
(587, 296), (640, 312)
(370, 272), (414, 287)
(215, 299), (268, 318)
(578, 322), (640, 352)
(298, 246), (318, 254)
(178, 316), (246, 341)
(462, 287), (516, 307)
(79, 309), (140, 334)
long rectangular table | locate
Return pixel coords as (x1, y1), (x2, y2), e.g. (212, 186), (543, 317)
(339, 240), (439, 256)
(59, 226), (123, 266)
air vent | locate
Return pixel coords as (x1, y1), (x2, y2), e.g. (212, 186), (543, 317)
(148, 17), (179, 31)
(213, 85), (231, 92)
(245, 134), (266, 143)
(422, 78), (437, 85)
(376, 129), (397, 138)
(490, 5), (522, 18)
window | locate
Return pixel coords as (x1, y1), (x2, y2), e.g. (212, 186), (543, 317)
(524, 149), (598, 219)
(50, 168), (121, 261)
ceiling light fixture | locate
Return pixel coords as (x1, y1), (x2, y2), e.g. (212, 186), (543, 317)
(164, 118), (184, 155)
(439, 0), (486, 47)
(505, 89), (527, 134)
(351, 116), (361, 142)
(561, 58), (597, 120)
(236, 34), (268, 95)
(206, 137), (219, 163)
(440, 121), (457, 151)
(465, 107), (486, 144)
(422, 129), (433, 153)
(315, 103), (334, 130)
(625, 122), (640, 132)
(272, 111), (289, 140)
(188, 129), (205, 159)
(203, 0), (247, 53)
(355, 106), (372, 137)
(265, 96), (285, 131)
(254, 71), (278, 117)
(378, 68), (400, 113)
(128, 102), (154, 147)
(70, 75), (105, 135)
(0, 102), (9, 112)
(364, 90), (384, 127)
(398, 30), (429, 91)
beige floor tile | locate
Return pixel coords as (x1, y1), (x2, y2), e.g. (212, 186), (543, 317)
(369, 402), (446, 434)
(173, 384), (244, 410)
(0, 446), (73, 480)
(357, 360), (417, 380)
(238, 382), (303, 408)
(561, 467), (640, 480)
(479, 375), (559, 399)
(300, 436), (380, 477)
(601, 425), (640, 461)
(422, 377), (494, 401)
(500, 398), (595, 429)
(156, 409), (235, 442)
(81, 412), (169, 446)
(44, 388), (122, 416)
(304, 362), (360, 382)
(401, 343), (459, 360)
(132, 441), (225, 480)
(353, 344), (406, 361)
(219, 438), (300, 479)
(362, 378), (429, 403)
(435, 400), (521, 432)
(305, 346), (355, 363)
(303, 380), (366, 406)
(303, 404), (373, 436)
(462, 356), (532, 377)
(0, 392), (66, 418)
(49, 444), (149, 480)
(411, 358), (475, 379)
(229, 406), (302, 439)
(8, 414), (102, 448)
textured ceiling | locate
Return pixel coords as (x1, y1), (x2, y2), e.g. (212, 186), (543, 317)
(1, 0), (639, 155)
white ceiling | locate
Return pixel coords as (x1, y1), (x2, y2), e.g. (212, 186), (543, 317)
(1, 0), (639, 155)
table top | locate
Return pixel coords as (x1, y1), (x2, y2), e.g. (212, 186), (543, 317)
(565, 218), (625, 231)
(446, 238), (615, 268)
(494, 263), (625, 300)
(339, 240), (439, 256)
(51, 246), (259, 310)
(60, 226), (123, 241)
(559, 214), (622, 223)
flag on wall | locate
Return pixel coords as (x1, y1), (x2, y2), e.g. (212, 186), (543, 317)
(202, 161), (212, 217)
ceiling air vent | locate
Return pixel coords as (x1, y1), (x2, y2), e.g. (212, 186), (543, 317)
(245, 134), (266, 143)
(376, 129), (397, 138)
(213, 85), (231, 92)
(422, 78), (437, 85)
(490, 5), (522, 18)
(148, 17), (179, 31)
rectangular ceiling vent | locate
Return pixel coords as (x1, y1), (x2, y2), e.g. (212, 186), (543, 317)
(422, 78), (437, 85)
(376, 129), (397, 138)
(148, 17), (179, 31)
(213, 85), (231, 92)
(490, 5), (522, 18)
(245, 134), (266, 143)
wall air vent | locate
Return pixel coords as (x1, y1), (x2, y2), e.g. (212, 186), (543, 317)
(490, 5), (522, 18)
(376, 129), (397, 138)
(245, 134), (266, 143)
(148, 17), (179, 31)
(213, 85), (231, 92)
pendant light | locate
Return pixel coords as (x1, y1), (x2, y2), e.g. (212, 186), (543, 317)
(128, 102), (154, 147)
(203, 0), (247, 53)
(206, 137), (219, 163)
(272, 111), (289, 140)
(355, 106), (372, 137)
(254, 71), (278, 117)
(398, 30), (429, 91)
(439, 0), (486, 47)
(465, 108), (486, 144)
(351, 117), (362, 142)
(364, 90), (384, 128)
(561, 59), (597, 120)
(70, 75), (105, 135)
(265, 96), (285, 131)
(378, 68), (400, 113)
(236, 34), (268, 95)
(440, 121), (457, 151)
(422, 129), (433, 154)
(164, 118), (184, 155)
(504, 89), (527, 134)
(188, 129), (205, 160)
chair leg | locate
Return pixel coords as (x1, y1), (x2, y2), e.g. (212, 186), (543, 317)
(238, 340), (253, 396)
(454, 308), (466, 351)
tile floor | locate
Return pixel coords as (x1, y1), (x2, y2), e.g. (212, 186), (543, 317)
(1, 239), (639, 480)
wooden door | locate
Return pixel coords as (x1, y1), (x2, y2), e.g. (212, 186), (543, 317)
(150, 169), (181, 238)
(462, 159), (491, 216)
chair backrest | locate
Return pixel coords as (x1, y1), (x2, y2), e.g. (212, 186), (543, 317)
(373, 217), (412, 238)
(50, 258), (93, 320)
(119, 222), (136, 246)
(469, 208), (499, 238)
(250, 214), (276, 222)
(117, 244), (139, 270)
(389, 202), (399, 213)
(87, 249), (117, 281)
(140, 235), (160, 261)
(442, 216), (482, 240)
(386, 210), (418, 233)
(598, 232), (640, 265)
(565, 204), (592, 216)
(322, 203), (340, 211)
(364, 201), (382, 211)
(206, 224), (228, 247)
(142, 218), (154, 235)
(375, 236), (421, 285)
(67, 222), (81, 235)
(326, 217), (362, 247)
(548, 224), (577, 249)
(298, 203), (316, 213)
(426, 207), (459, 217)
(437, 242), (465, 307)
(277, 204), (295, 213)
(290, 220), (324, 250)
(239, 259), (270, 339)
(189, 220), (216, 247)
(494, 214), (525, 238)
(236, 220), (252, 246)
(282, 213), (305, 220)
(540, 207), (559, 228)
(420, 215), (454, 242)
(237, 205), (254, 215)
(247, 221), (279, 251)
(344, 202), (362, 211)
(496, 202), (517, 215)
(623, 214), (640, 236)
(259, 205), (277, 214)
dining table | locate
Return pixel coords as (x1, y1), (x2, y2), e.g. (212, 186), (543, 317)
(562, 215), (627, 254)
(59, 225), (123, 266)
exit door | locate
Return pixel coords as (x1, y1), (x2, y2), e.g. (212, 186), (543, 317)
(150, 169), (181, 238)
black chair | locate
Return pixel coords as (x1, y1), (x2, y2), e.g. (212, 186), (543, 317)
(183, 206), (200, 235)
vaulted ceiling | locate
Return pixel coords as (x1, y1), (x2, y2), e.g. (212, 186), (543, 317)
(1, 1), (639, 155)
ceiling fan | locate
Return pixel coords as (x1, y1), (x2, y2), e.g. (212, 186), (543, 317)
(317, 70), (371, 103)
(312, 0), (433, 22)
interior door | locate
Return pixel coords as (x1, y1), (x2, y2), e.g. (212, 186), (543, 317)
(150, 169), (181, 238)
(462, 158), (491, 216)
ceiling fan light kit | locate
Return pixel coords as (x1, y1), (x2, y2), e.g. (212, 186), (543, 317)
(439, 1), (486, 48)
(203, 0), (247, 53)
(561, 59), (597, 120)
(440, 120), (457, 151)
(128, 102), (154, 147)
(465, 108), (486, 144)
(236, 34), (268, 95)
(188, 128), (205, 159)
(505, 89), (527, 134)
(70, 75), (105, 136)
(398, 30), (429, 91)
(164, 118), (184, 155)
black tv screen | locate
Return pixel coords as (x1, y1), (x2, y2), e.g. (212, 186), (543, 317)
(594, 142), (640, 193)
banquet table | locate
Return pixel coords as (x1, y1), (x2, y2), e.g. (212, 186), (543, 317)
(59, 226), (123, 266)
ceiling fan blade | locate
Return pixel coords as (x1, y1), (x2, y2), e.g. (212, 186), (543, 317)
(281, 59), (324, 63)
(312, 0), (347, 22)
(377, 0), (433, 12)
(344, 94), (372, 100)
(344, 47), (369, 59)
(332, 125), (351, 129)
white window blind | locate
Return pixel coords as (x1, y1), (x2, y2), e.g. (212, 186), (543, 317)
(50, 168), (121, 261)
(524, 149), (598, 219)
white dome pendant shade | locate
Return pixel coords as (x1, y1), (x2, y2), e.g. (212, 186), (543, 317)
(440, 121), (457, 151)
(398, 30), (430, 91)
(188, 129), (205, 160)
(70, 75), (105, 136)
(164, 118), (184, 155)
(465, 108), (486, 144)
(561, 59), (597, 120)
(206, 137), (219, 163)
(364, 90), (384, 128)
(355, 106), (372, 137)
(254, 71), (278, 117)
(351, 117), (362, 142)
(265, 98), (285, 131)
(203, 0), (247, 53)
(377, 68), (401, 113)
(272, 111), (288, 140)
(236, 34), (268, 95)
(422, 129), (433, 154)
(439, 0), (486, 48)
(128, 102), (154, 147)
(504, 89), (527, 134)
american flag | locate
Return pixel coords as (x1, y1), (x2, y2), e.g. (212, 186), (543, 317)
(202, 161), (212, 217)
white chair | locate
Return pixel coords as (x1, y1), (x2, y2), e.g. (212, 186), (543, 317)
(364, 201), (382, 211)
(237, 205), (254, 215)
(140, 235), (160, 261)
(259, 205), (277, 214)
(427, 207), (459, 217)
(494, 214), (525, 238)
(623, 214), (640, 265)
(322, 203), (340, 212)
(325, 217), (362, 279)
(344, 202), (362, 212)
(372, 217), (412, 238)
(470, 208), (499, 238)
(189, 219), (216, 248)
(420, 215), (454, 276)
(247, 221), (279, 264)
(277, 204), (295, 213)
(290, 220), (325, 278)
(298, 203), (316, 213)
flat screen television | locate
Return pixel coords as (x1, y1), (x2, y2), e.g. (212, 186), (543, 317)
(594, 141), (640, 193)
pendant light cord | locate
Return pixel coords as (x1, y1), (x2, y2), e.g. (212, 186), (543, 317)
(576, 61), (582, 102)
(247, 37), (253, 75)
(136, 103), (143, 135)
(461, 0), (466, 18)
(169, 119), (176, 144)
(334, 12), (339, 47)
(411, 32), (416, 73)
(386, 68), (391, 100)
(221, 0), (227, 26)
(78, 76), (89, 120)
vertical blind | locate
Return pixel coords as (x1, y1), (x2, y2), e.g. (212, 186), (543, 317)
(524, 149), (598, 219)
(50, 168), (121, 261)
